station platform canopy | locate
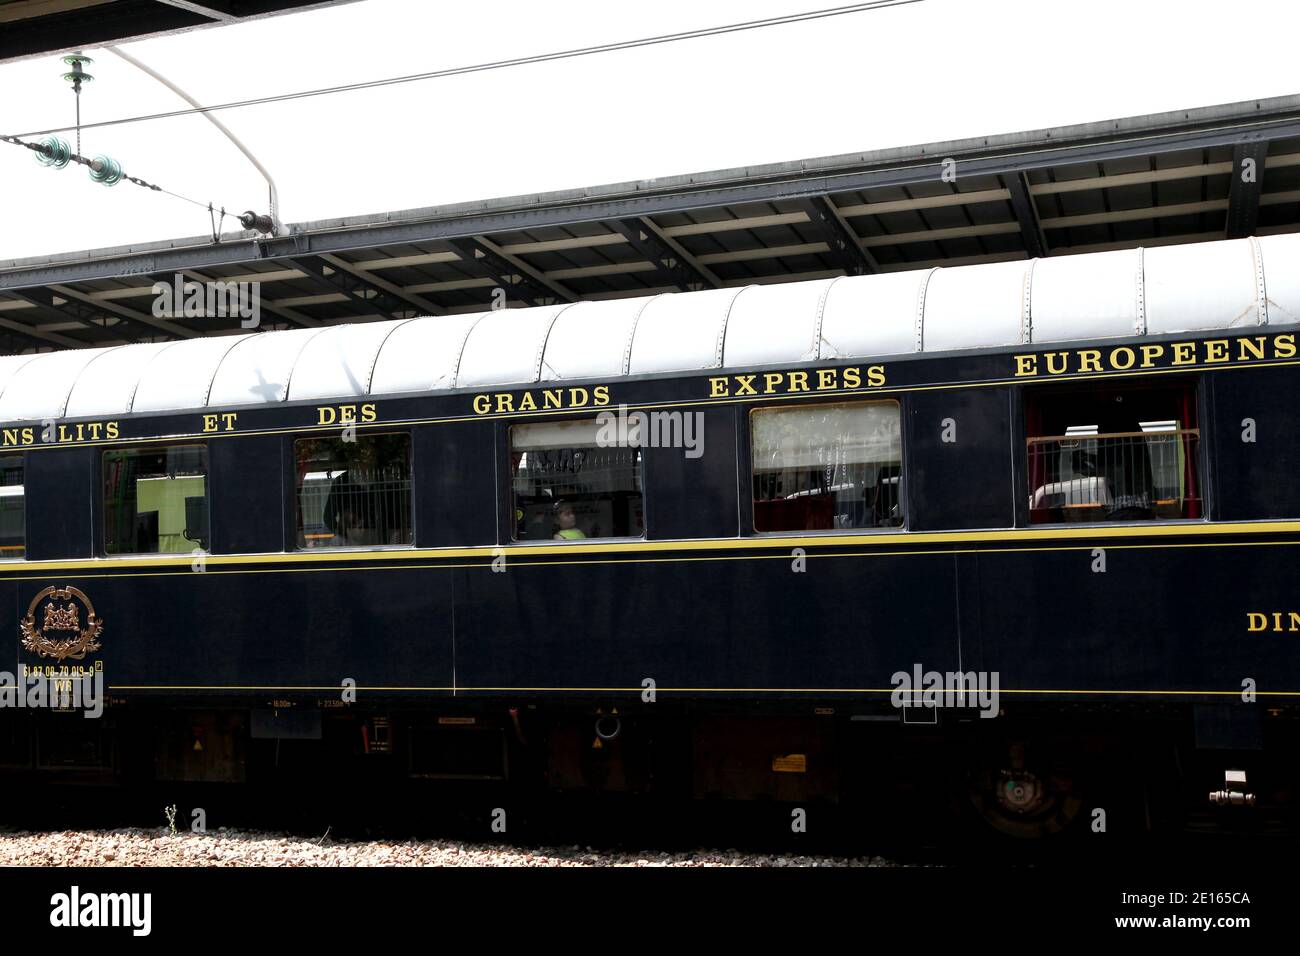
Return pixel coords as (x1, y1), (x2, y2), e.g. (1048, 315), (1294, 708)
(1, 94), (1299, 353)
(0, 0), (356, 63)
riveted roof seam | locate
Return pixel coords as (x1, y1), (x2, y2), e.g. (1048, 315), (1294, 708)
(57, 345), (127, 418)
(366, 317), (422, 394)
(812, 276), (844, 361)
(533, 303), (579, 382)
(621, 294), (667, 376)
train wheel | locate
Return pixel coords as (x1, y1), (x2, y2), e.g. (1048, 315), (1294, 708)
(966, 741), (1085, 840)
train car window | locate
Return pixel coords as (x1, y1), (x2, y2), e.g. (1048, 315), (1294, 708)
(751, 400), (903, 532)
(294, 433), (412, 549)
(0, 455), (23, 559)
(103, 445), (209, 555)
(1025, 378), (1201, 524)
(510, 420), (644, 542)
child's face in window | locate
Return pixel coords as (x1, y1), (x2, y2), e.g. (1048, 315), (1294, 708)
(557, 507), (576, 529)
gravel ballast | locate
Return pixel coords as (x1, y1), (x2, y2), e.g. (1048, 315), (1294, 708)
(0, 828), (895, 867)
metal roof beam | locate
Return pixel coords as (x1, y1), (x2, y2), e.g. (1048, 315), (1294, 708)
(1040, 199), (1227, 230)
(862, 223), (1020, 248)
(348, 250), (463, 271)
(605, 218), (717, 290)
(698, 242), (830, 264)
(50, 283), (198, 338)
(1226, 141), (1268, 239)
(835, 188), (1011, 218)
(283, 255), (432, 320)
(1030, 152), (1300, 196)
(0, 311), (85, 350)
(1004, 172), (1048, 259)
(7, 288), (135, 343)
(797, 196), (877, 275)
(177, 269), (320, 329)
(500, 233), (629, 256)
(154, 0), (237, 21)
(444, 236), (576, 306)
(661, 212), (810, 238)
(318, 253), (445, 316)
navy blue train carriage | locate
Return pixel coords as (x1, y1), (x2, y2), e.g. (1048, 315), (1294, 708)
(1, 233), (1298, 838)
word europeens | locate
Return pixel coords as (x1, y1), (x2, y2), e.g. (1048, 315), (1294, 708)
(890, 665), (1000, 719)
(1014, 333), (1297, 378)
(0, 669), (104, 718)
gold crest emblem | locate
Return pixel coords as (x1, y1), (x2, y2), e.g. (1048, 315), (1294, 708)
(20, 586), (104, 661)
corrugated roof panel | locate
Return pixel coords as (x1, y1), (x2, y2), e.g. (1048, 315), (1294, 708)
(370, 313), (481, 394)
(0, 347), (117, 421)
(819, 271), (927, 359)
(132, 336), (247, 413)
(540, 297), (655, 381)
(1145, 238), (1260, 334)
(627, 287), (745, 375)
(1030, 248), (1141, 343)
(722, 279), (832, 368)
(456, 305), (572, 388)
(208, 327), (327, 407)
(66, 341), (176, 417)
(1258, 233), (1300, 325)
(286, 320), (406, 402)
(922, 259), (1029, 352)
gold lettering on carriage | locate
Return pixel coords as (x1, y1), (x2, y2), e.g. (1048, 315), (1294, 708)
(1013, 333), (1297, 378)
(317, 403), (378, 425)
(1, 420), (120, 447)
(708, 365), (886, 398)
(1247, 611), (1300, 632)
(472, 385), (611, 416)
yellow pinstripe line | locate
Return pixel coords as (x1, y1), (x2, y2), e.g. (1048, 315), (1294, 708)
(1, 519), (1298, 576)
(106, 685), (1300, 696)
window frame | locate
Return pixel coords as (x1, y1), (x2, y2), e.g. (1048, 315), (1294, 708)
(747, 397), (906, 537)
(1018, 375), (1207, 528)
(291, 429), (416, 552)
(101, 442), (211, 557)
(505, 416), (647, 545)
(0, 452), (26, 561)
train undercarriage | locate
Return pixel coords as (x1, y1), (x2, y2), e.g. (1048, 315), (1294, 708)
(1, 700), (1294, 846)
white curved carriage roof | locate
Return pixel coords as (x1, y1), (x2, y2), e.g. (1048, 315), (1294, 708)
(1, 234), (1298, 423)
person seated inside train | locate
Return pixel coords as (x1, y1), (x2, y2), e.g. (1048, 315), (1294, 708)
(552, 500), (586, 541)
(323, 467), (402, 547)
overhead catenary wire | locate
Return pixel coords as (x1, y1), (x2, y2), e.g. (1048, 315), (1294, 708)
(11, 0), (925, 139)
(0, 133), (246, 228)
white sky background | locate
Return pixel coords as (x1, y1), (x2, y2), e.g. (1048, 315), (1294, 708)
(1, 0), (1298, 261)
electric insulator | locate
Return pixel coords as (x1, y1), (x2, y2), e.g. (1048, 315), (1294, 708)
(61, 54), (94, 92)
(239, 210), (275, 234)
(35, 136), (72, 169)
(88, 154), (124, 186)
